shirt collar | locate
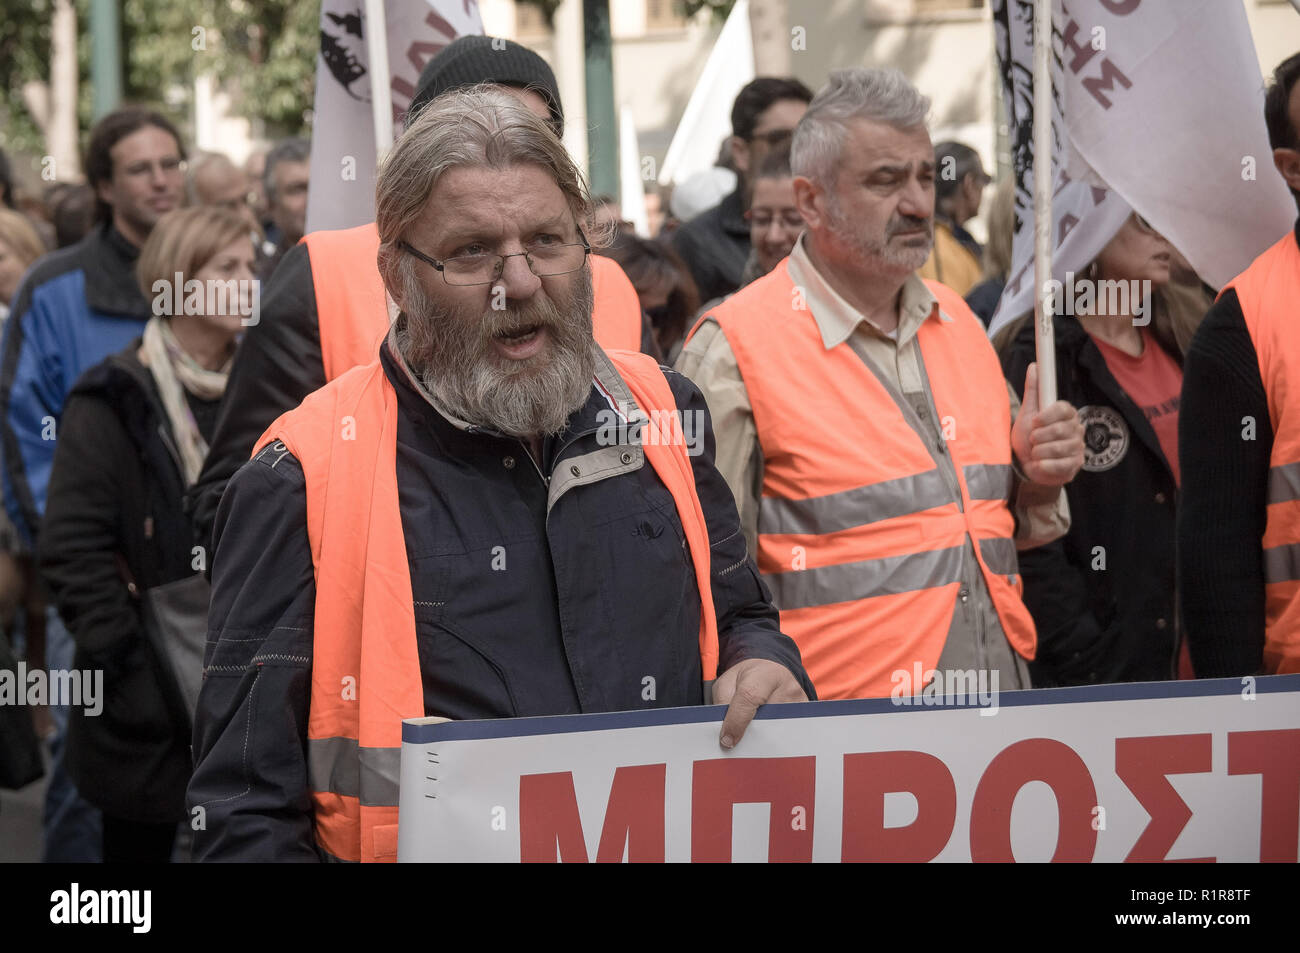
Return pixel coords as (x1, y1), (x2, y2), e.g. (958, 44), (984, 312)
(786, 233), (941, 352)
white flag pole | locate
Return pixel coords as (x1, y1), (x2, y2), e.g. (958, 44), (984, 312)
(366, 0), (394, 159)
(1032, 0), (1056, 408)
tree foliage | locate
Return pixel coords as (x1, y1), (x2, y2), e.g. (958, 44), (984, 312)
(1, 0), (319, 166)
(681, 0), (736, 22)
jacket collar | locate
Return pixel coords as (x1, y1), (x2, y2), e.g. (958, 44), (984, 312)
(80, 223), (150, 318)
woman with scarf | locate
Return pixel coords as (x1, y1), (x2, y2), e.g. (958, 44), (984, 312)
(39, 207), (253, 862)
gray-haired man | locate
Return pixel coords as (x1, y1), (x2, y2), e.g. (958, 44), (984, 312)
(676, 68), (1085, 703)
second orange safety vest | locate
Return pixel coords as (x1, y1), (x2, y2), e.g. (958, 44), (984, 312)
(1219, 230), (1300, 673)
(254, 348), (718, 862)
(302, 223), (644, 381)
(705, 265), (1037, 700)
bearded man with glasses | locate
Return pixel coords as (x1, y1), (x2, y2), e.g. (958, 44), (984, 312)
(187, 88), (813, 862)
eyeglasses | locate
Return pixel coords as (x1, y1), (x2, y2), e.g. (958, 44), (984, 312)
(748, 129), (794, 147)
(746, 209), (804, 230)
(398, 232), (591, 286)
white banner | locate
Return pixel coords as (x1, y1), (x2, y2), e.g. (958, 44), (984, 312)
(988, 0), (1293, 336)
(657, 0), (754, 188)
(397, 675), (1300, 862)
(305, 0), (483, 234)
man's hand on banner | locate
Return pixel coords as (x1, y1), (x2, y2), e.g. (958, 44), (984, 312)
(714, 659), (808, 749)
(1011, 362), (1085, 487)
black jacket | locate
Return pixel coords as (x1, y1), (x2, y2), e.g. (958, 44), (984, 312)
(38, 342), (220, 823)
(670, 187), (752, 305)
(1177, 219), (1288, 676)
(188, 337), (813, 861)
(1002, 315), (1181, 685)
(187, 242), (322, 554)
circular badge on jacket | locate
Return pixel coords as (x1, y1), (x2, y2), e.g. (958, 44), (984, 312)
(1078, 405), (1129, 472)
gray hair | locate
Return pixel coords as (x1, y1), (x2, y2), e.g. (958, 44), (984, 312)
(186, 151), (239, 205)
(791, 68), (931, 187)
(375, 84), (600, 295)
(263, 137), (310, 204)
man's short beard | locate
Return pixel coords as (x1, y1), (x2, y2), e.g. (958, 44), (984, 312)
(827, 192), (933, 273)
(395, 263), (596, 438)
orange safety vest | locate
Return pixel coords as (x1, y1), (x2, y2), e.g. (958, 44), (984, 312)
(253, 348), (718, 862)
(302, 223), (644, 381)
(706, 266), (1036, 700)
(1220, 231), (1300, 673)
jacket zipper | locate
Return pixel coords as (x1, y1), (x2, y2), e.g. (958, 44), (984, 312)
(518, 437), (549, 487)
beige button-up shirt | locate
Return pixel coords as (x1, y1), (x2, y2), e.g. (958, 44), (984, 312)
(675, 234), (1068, 688)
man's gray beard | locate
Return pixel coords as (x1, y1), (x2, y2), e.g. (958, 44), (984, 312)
(827, 194), (933, 273)
(397, 269), (596, 438)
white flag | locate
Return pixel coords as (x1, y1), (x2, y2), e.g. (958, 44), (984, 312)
(305, 0), (484, 234)
(620, 105), (651, 237)
(988, 0), (1293, 337)
(657, 0), (754, 188)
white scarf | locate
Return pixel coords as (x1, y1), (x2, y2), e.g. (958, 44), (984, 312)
(139, 318), (231, 486)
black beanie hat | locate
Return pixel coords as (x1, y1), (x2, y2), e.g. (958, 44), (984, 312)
(409, 36), (564, 135)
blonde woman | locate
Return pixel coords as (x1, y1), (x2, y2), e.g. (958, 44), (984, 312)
(37, 207), (254, 862)
(0, 208), (46, 318)
(999, 212), (1207, 687)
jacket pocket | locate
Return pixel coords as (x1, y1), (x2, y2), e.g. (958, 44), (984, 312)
(411, 609), (520, 720)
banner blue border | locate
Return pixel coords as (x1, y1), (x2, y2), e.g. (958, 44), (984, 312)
(401, 673), (1300, 745)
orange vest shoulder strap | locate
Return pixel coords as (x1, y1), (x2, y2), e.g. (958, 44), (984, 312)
(1222, 232), (1299, 329)
(254, 361), (423, 745)
(303, 223), (389, 381)
(604, 348), (720, 680)
(591, 256), (644, 353)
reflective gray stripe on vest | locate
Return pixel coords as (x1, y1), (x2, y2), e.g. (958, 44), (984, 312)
(1268, 462), (1300, 504)
(979, 536), (1020, 577)
(1264, 542), (1300, 584)
(964, 463), (1014, 502)
(764, 544), (965, 611)
(758, 468), (955, 537)
(308, 737), (401, 807)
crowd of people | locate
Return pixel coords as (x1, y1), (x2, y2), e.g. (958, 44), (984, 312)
(0, 33), (1296, 863)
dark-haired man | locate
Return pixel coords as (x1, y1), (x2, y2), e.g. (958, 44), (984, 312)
(918, 141), (988, 296)
(0, 105), (186, 862)
(1179, 51), (1300, 677)
(670, 77), (813, 302)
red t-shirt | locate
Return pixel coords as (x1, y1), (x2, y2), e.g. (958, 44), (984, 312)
(1091, 329), (1183, 486)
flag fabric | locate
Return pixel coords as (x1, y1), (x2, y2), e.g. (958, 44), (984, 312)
(305, 0), (484, 234)
(657, 0), (754, 188)
(988, 0), (1293, 337)
(619, 105), (651, 237)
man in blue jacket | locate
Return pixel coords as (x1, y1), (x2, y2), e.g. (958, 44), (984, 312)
(0, 106), (186, 861)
